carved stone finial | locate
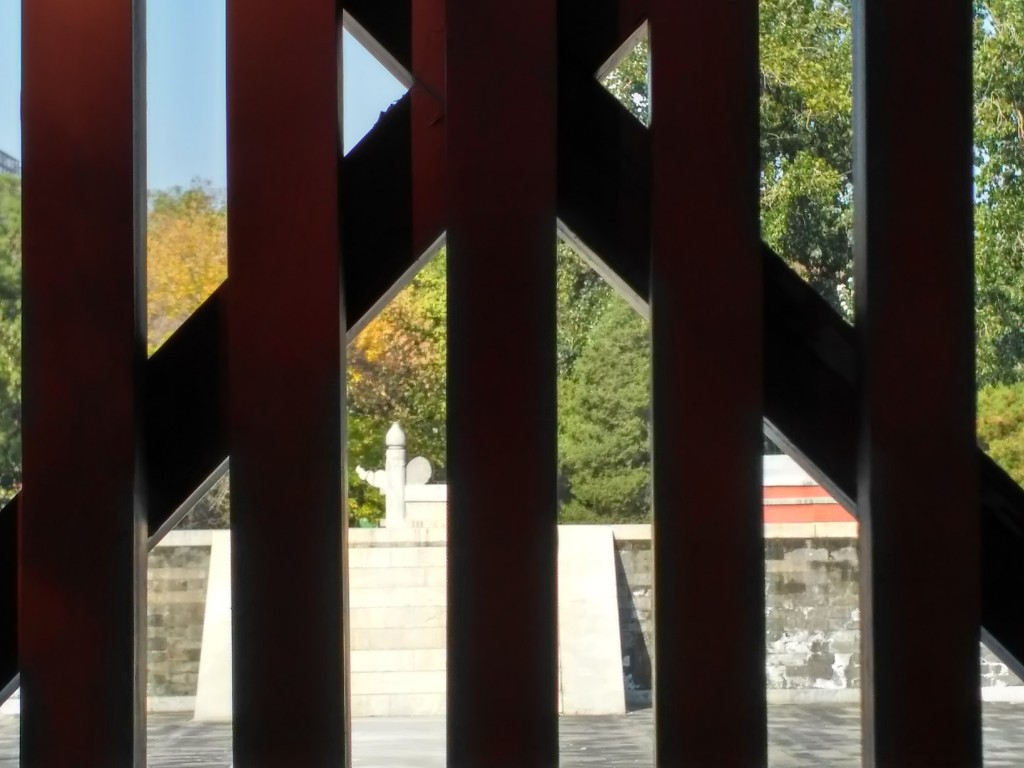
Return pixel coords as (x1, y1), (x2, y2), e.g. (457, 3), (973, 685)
(386, 421), (406, 448)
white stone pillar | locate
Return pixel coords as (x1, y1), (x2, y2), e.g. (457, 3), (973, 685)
(385, 422), (407, 527)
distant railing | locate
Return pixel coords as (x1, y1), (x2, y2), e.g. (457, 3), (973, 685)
(0, 151), (19, 177)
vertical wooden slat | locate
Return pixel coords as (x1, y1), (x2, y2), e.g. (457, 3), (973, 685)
(650, 0), (765, 765)
(445, 0), (558, 764)
(853, 0), (979, 765)
(226, 3), (347, 765)
(20, 0), (147, 764)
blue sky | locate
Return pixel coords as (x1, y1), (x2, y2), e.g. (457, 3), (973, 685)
(0, 0), (407, 190)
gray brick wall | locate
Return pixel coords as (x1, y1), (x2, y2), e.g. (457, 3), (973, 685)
(614, 540), (653, 708)
(144, 530), (1021, 702)
(615, 533), (1021, 699)
(764, 538), (860, 690)
(147, 545), (211, 697)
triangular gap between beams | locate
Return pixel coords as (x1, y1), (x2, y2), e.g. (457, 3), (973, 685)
(557, 219), (788, 458)
(596, 22), (650, 128)
(557, 220), (647, 320)
(340, 13), (413, 155)
(347, 233), (446, 343)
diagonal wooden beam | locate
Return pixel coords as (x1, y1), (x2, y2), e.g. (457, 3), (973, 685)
(343, 0), (411, 75)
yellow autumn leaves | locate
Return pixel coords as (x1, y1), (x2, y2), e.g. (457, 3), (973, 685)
(145, 183), (447, 482)
(147, 185), (226, 354)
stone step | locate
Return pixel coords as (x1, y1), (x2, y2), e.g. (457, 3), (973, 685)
(351, 670), (446, 696)
(348, 527), (447, 546)
(349, 585), (445, 609)
(347, 546), (446, 569)
(347, 565), (446, 589)
(351, 627), (446, 651)
(350, 605), (446, 630)
(350, 648), (446, 673)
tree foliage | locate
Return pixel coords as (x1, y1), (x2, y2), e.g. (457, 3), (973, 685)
(347, 466), (386, 527)
(348, 251), (447, 481)
(3, 2), (1024, 525)
(754, 0), (1024, 384)
(975, 0), (1024, 386)
(0, 174), (21, 504)
(556, 242), (614, 379)
(147, 184), (227, 353)
(559, 299), (651, 521)
(145, 184), (446, 527)
(179, 472), (231, 530)
(759, 0), (854, 316)
(601, 36), (650, 127)
(604, 21), (855, 315)
(979, 381), (1024, 486)
(598, 5), (1024, 486)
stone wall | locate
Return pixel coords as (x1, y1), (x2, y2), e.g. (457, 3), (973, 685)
(9, 518), (1019, 717)
(147, 523), (1024, 706)
(614, 522), (1022, 702)
(613, 531), (653, 708)
(147, 531), (212, 701)
(764, 533), (860, 691)
(983, 648), (1020, 688)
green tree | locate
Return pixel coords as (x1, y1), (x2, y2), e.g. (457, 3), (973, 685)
(556, 242), (614, 379)
(601, 36), (650, 127)
(347, 467), (385, 527)
(756, 0), (1024, 385)
(347, 250), (447, 483)
(141, 183), (425, 529)
(0, 174), (20, 505)
(147, 183), (228, 354)
(179, 472), (231, 529)
(975, 0), (1024, 386)
(604, 23), (855, 316)
(572, 15), (851, 515)
(978, 381), (1024, 486)
(559, 299), (651, 522)
(548, 42), (654, 523)
(759, 0), (854, 316)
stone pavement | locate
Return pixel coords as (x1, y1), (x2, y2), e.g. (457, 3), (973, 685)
(0, 703), (1022, 766)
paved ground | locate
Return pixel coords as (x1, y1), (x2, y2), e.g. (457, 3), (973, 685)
(0, 703), (1022, 766)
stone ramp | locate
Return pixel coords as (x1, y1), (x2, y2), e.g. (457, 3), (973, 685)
(194, 531), (233, 722)
(558, 526), (625, 715)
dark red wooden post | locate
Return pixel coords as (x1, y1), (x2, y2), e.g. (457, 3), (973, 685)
(20, 0), (148, 763)
(445, 0), (559, 764)
(650, 0), (766, 764)
(226, 3), (348, 765)
(853, 0), (980, 764)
